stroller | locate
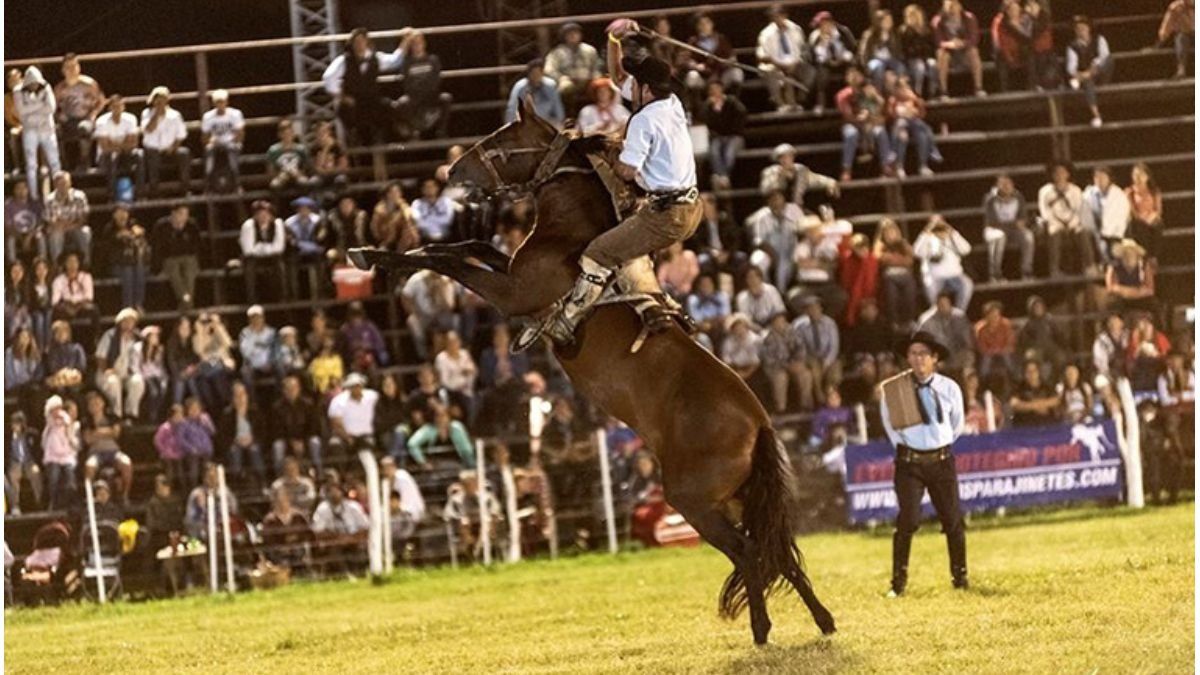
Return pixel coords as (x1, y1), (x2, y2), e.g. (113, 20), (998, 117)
(80, 520), (124, 600)
(17, 520), (80, 605)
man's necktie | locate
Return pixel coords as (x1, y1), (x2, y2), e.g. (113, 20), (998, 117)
(914, 378), (945, 424)
(811, 321), (822, 355)
(779, 31), (792, 56)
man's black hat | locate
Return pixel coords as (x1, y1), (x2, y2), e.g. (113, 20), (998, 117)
(895, 331), (950, 361)
(622, 54), (673, 91)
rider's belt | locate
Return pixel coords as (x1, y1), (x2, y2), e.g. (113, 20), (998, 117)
(896, 445), (951, 463)
(646, 186), (699, 210)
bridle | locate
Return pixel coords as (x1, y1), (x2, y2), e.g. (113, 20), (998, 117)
(468, 128), (594, 197)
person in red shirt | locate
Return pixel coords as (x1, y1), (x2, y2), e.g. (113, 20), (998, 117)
(974, 300), (1016, 386)
(837, 233), (878, 326)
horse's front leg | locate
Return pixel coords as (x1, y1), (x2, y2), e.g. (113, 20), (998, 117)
(410, 240), (511, 272)
(349, 247), (533, 316)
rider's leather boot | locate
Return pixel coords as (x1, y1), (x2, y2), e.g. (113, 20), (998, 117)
(513, 256), (612, 351)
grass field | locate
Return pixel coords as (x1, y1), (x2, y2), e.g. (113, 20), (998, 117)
(4, 503), (1194, 674)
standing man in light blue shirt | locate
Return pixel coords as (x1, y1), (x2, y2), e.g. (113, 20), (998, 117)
(879, 331), (968, 597)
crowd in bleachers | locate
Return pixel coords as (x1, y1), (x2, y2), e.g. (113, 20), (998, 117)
(2, 1), (1196, 593)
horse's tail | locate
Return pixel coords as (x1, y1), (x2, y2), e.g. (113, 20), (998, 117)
(718, 426), (836, 634)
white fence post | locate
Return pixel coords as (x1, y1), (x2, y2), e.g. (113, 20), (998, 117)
(983, 390), (997, 433)
(83, 479), (106, 604)
(476, 439), (492, 566)
(853, 403), (868, 444)
(501, 460), (520, 563)
(216, 466), (235, 593)
(530, 395), (557, 559)
(206, 490), (218, 593)
(358, 450), (383, 577)
(594, 428), (618, 554)
(380, 475), (394, 574)
(1115, 378), (1145, 508)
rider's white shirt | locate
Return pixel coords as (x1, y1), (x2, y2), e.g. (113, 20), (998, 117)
(619, 94), (696, 193)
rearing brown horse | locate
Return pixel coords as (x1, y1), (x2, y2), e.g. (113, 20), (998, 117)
(350, 97), (835, 645)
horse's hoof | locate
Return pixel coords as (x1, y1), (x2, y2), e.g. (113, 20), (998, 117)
(347, 249), (372, 270)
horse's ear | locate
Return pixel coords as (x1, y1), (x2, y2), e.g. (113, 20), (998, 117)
(518, 94), (538, 123)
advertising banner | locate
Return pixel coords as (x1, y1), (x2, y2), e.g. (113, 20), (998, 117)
(843, 421), (1124, 524)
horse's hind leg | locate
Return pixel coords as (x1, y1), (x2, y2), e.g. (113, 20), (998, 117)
(678, 502), (773, 646)
(783, 562), (836, 635)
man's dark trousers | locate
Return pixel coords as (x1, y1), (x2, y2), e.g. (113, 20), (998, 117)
(892, 450), (967, 592)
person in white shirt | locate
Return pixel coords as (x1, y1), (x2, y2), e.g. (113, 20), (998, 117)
(515, 23), (701, 350)
(411, 178), (460, 243)
(576, 78), (631, 135)
(1037, 161), (1093, 276)
(322, 26), (409, 145)
(735, 266), (786, 328)
(756, 5), (813, 112)
(380, 456), (426, 523)
(311, 482), (370, 551)
(93, 94), (144, 200)
(200, 89), (245, 193)
(745, 191), (804, 290)
(912, 215), (973, 310)
(327, 373), (379, 453)
(434, 331), (478, 420)
(12, 65), (62, 199)
(239, 200), (288, 303)
(141, 86), (190, 197)
(1080, 166), (1130, 266)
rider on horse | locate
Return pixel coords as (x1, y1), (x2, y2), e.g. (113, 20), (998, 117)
(514, 19), (703, 350)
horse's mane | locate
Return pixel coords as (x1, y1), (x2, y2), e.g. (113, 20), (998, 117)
(568, 133), (622, 166)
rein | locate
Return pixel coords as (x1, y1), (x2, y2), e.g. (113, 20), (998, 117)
(472, 130), (595, 196)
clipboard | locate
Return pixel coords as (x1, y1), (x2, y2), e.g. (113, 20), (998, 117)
(879, 369), (924, 430)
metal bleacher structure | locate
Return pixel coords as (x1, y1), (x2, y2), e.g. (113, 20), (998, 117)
(3, 0), (1195, 581)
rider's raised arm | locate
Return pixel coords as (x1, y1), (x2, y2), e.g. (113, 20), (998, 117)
(607, 19), (636, 86)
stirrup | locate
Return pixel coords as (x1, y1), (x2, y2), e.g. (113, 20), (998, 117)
(512, 319), (549, 353)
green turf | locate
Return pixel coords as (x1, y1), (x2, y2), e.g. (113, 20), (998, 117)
(5, 503), (1194, 674)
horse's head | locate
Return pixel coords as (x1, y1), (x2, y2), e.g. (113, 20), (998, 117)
(448, 96), (561, 199)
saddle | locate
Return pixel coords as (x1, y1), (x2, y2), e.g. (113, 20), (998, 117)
(595, 256), (697, 353)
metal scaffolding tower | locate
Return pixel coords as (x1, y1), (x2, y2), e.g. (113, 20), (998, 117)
(489, 0), (568, 99)
(288, 0), (341, 132)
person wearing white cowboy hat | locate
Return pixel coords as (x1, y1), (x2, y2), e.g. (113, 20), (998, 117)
(200, 88), (245, 192)
(327, 371), (379, 456)
(1105, 237), (1157, 315)
(141, 84), (191, 196)
(759, 142), (840, 206)
(720, 311), (764, 384)
(94, 306), (145, 420)
(239, 304), (278, 399)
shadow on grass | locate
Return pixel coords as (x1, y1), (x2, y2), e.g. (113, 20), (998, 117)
(722, 636), (863, 675)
